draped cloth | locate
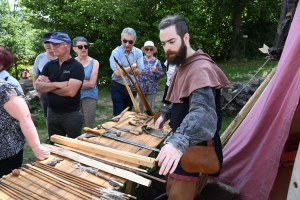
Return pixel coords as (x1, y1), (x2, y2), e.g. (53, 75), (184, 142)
(166, 50), (229, 103)
(219, 5), (300, 200)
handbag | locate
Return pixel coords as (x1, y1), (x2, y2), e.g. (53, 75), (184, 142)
(180, 139), (220, 174)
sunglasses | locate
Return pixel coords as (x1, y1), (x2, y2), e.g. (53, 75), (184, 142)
(75, 45), (89, 49)
(123, 39), (134, 44)
(145, 48), (154, 52)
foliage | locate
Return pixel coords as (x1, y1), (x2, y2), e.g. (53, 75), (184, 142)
(0, 0), (41, 78)
(19, 0), (283, 80)
(217, 57), (276, 81)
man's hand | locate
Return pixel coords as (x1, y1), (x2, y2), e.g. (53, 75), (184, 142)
(37, 75), (51, 83)
(155, 143), (182, 175)
(155, 116), (165, 131)
(131, 62), (137, 70)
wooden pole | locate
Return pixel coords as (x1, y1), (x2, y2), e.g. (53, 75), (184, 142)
(2, 177), (52, 200)
(221, 67), (277, 146)
(115, 63), (141, 114)
(114, 57), (153, 115)
(34, 162), (103, 187)
(22, 165), (92, 200)
(125, 55), (154, 116)
(10, 170), (69, 200)
(0, 181), (34, 200)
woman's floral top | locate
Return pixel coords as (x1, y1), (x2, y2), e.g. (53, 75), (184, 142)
(138, 56), (164, 95)
(0, 80), (25, 160)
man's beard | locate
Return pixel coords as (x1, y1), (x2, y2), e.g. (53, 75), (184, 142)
(165, 42), (187, 66)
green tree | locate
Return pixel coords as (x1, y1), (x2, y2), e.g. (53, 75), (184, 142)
(0, 0), (39, 79)
(21, 0), (282, 80)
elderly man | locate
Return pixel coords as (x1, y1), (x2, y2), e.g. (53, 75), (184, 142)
(155, 15), (230, 199)
(109, 27), (144, 116)
(32, 32), (57, 143)
(35, 32), (84, 139)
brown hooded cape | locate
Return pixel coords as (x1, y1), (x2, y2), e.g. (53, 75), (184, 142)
(166, 50), (230, 103)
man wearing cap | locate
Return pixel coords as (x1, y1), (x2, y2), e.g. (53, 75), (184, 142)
(35, 32), (84, 139)
(137, 41), (164, 113)
(32, 32), (57, 142)
(109, 27), (144, 116)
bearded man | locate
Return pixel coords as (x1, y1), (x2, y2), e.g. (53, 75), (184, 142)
(155, 15), (230, 199)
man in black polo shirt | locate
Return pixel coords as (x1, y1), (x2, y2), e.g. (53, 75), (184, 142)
(36, 32), (84, 139)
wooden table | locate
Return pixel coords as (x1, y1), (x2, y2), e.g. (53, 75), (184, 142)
(0, 111), (171, 199)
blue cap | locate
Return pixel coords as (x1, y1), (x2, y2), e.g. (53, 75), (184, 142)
(47, 32), (71, 44)
(41, 32), (53, 42)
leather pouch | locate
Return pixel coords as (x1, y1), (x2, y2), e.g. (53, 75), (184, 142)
(180, 139), (220, 174)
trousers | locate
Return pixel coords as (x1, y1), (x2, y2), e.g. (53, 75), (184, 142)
(166, 174), (207, 200)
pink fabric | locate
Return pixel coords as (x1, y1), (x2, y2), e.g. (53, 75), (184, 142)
(219, 6), (300, 200)
(166, 50), (230, 103)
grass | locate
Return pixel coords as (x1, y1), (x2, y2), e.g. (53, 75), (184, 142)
(23, 57), (277, 165)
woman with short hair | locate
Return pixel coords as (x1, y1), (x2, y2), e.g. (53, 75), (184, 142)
(73, 37), (99, 128)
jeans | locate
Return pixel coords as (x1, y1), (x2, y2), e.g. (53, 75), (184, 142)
(111, 84), (133, 116)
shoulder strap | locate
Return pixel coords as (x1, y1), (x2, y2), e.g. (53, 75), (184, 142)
(90, 59), (94, 75)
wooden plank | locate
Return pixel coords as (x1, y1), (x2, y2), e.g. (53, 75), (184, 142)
(51, 135), (155, 168)
(44, 144), (152, 187)
(287, 142), (300, 199)
(55, 144), (147, 173)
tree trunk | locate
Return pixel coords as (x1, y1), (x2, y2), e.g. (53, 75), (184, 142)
(230, 1), (246, 60)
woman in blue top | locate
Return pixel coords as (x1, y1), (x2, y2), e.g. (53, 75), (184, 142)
(137, 41), (164, 113)
(73, 37), (99, 128)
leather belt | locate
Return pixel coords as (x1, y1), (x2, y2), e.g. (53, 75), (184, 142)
(112, 80), (126, 89)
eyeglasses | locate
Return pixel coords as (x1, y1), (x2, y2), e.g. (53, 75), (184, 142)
(145, 48), (153, 52)
(51, 43), (68, 48)
(75, 45), (89, 50)
(123, 39), (134, 44)
(44, 41), (50, 44)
